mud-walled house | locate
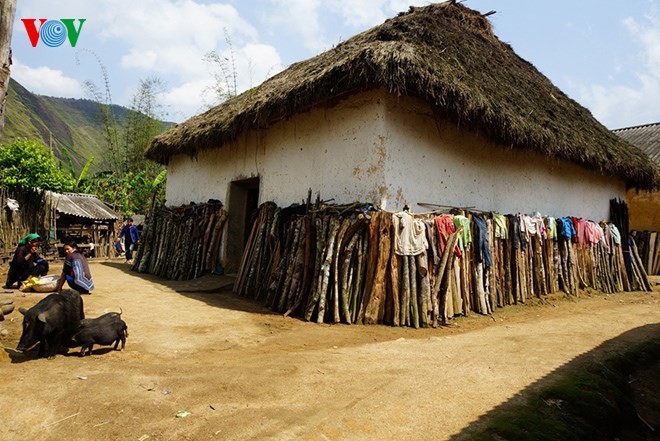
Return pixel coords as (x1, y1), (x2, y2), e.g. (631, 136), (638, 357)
(614, 122), (660, 274)
(145, 3), (659, 280)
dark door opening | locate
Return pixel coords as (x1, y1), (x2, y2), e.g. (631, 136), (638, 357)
(226, 177), (260, 273)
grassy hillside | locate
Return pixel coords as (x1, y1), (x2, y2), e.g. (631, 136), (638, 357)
(3, 78), (168, 174)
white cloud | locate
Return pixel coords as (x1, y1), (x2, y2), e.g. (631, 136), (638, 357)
(233, 43), (283, 90)
(121, 49), (159, 70)
(577, 5), (660, 128)
(265, 0), (326, 53)
(11, 61), (83, 97)
(579, 75), (660, 129)
(95, 0), (259, 78)
(159, 43), (284, 122)
(159, 78), (215, 122)
(326, 0), (388, 29)
(263, 0), (431, 55)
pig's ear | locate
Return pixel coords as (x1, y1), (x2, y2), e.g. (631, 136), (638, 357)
(37, 312), (48, 323)
(19, 307), (28, 315)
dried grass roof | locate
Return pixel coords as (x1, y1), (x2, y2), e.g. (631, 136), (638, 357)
(147, 1), (659, 189)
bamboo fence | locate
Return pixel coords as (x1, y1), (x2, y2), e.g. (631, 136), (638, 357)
(234, 199), (651, 328)
(132, 200), (228, 280)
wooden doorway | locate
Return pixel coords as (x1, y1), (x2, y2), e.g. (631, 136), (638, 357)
(226, 177), (260, 273)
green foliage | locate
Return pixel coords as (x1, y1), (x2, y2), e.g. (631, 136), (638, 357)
(79, 168), (166, 217)
(74, 156), (94, 192)
(0, 138), (74, 192)
(4, 68), (171, 215)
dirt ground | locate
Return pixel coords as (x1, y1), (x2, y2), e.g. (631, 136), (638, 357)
(0, 259), (658, 441)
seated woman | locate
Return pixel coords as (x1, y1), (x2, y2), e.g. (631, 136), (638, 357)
(3, 233), (48, 289)
(55, 241), (94, 294)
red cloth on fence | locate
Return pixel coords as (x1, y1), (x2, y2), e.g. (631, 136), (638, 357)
(434, 215), (461, 257)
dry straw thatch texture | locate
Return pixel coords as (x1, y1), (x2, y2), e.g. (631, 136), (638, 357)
(147, 2), (659, 189)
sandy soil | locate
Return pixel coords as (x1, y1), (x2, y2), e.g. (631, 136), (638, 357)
(0, 260), (658, 441)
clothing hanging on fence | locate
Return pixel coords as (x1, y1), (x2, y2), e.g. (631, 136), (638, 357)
(453, 215), (472, 250)
(531, 213), (547, 240)
(547, 217), (557, 240)
(472, 214), (492, 267)
(392, 210), (428, 256)
(557, 217), (576, 240)
(583, 221), (603, 247)
(434, 214), (461, 257)
(609, 224), (622, 245)
(492, 213), (508, 239)
(232, 195), (645, 329)
(508, 214), (524, 249)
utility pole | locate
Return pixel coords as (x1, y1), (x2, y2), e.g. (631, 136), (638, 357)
(0, 0), (17, 141)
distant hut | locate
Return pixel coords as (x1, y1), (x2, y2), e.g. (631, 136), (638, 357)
(50, 192), (119, 258)
(613, 122), (660, 231)
(613, 122), (660, 275)
(147, 2), (659, 273)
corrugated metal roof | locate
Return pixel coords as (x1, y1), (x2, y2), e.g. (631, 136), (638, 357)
(613, 122), (660, 165)
(50, 192), (118, 220)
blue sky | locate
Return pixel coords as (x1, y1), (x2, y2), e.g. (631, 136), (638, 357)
(9, 0), (660, 128)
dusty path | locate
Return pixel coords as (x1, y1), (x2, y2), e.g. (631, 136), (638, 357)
(0, 260), (658, 441)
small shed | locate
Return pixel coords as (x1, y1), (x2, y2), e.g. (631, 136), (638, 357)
(49, 192), (119, 258)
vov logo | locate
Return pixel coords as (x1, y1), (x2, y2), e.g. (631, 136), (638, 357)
(21, 19), (86, 48)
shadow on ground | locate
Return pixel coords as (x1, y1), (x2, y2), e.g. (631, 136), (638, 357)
(100, 261), (278, 317)
(450, 322), (660, 441)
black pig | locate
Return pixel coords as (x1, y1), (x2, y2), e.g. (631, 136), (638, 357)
(17, 289), (84, 359)
(71, 311), (128, 356)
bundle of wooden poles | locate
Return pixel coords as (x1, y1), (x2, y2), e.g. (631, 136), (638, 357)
(235, 199), (650, 328)
(630, 230), (660, 276)
(132, 200), (227, 280)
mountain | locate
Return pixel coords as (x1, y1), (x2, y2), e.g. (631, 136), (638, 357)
(3, 78), (170, 173)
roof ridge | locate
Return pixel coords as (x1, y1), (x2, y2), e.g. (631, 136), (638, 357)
(612, 121), (660, 132)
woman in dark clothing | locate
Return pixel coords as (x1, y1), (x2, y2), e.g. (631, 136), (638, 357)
(3, 233), (48, 289)
(55, 241), (94, 294)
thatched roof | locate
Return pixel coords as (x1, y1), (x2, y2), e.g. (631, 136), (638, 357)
(147, 1), (659, 189)
(613, 122), (660, 165)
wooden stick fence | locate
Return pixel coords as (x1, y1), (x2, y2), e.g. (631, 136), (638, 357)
(0, 187), (53, 256)
(234, 200), (650, 328)
(630, 230), (660, 276)
(132, 200), (227, 280)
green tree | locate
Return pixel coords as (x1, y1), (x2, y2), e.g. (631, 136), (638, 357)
(0, 138), (74, 191)
(77, 72), (168, 216)
(122, 77), (165, 174)
(77, 49), (121, 172)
